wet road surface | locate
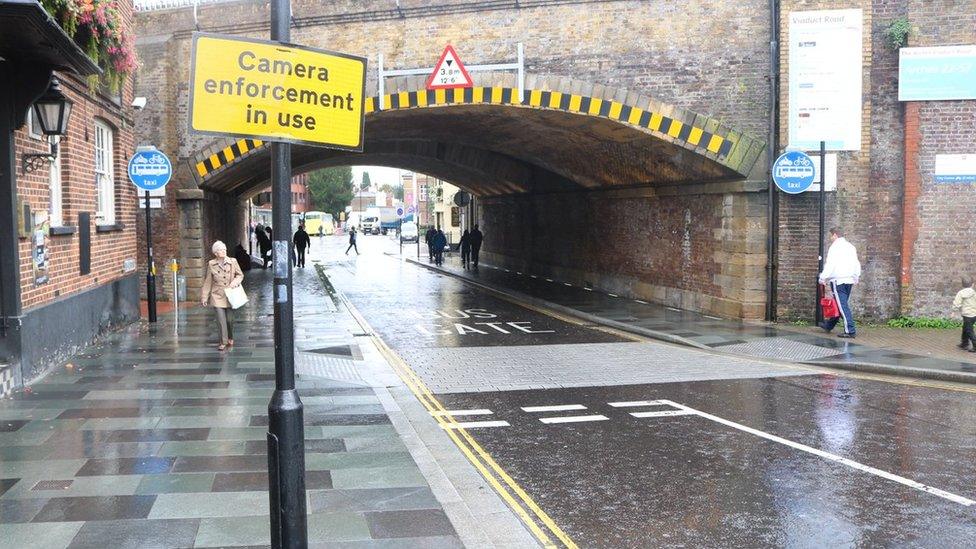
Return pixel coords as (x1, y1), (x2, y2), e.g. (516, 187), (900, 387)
(320, 235), (976, 547)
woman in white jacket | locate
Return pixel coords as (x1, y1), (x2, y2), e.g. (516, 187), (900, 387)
(818, 227), (861, 338)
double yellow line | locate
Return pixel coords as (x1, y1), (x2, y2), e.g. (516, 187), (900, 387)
(341, 294), (577, 548)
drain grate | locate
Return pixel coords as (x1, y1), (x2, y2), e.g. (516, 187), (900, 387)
(33, 480), (73, 491)
(309, 345), (354, 357)
(716, 337), (842, 362)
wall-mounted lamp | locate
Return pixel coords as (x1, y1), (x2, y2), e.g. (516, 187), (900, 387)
(22, 77), (73, 173)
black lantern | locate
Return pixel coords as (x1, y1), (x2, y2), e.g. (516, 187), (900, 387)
(23, 77), (73, 173)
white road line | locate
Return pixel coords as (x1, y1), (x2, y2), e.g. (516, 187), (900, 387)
(584, 287), (593, 291)
(430, 409), (493, 417)
(704, 315), (722, 320)
(563, 282), (573, 286)
(634, 299), (648, 304)
(545, 278), (554, 282)
(666, 307), (682, 312)
(539, 414), (609, 424)
(530, 274), (538, 278)
(521, 404), (587, 413)
(608, 400), (668, 408)
(656, 399), (976, 507)
(607, 293), (619, 297)
(504, 269), (510, 272)
(441, 420), (510, 429)
(631, 410), (696, 418)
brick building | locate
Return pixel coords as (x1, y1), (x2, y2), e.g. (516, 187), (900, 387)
(0, 0), (140, 390)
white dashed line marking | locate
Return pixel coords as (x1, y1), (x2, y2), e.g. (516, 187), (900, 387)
(634, 300), (648, 304)
(630, 410), (696, 418)
(583, 287), (593, 291)
(563, 282), (573, 286)
(607, 293), (618, 297)
(608, 400), (668, 408)
(430, 409), (493, 417)
(441, 420), (510, 429)
(666, 307), (682, 312)
(539, 414), (609, 424)
(521, 404), (587, 413)
(545, 278), (554, 282)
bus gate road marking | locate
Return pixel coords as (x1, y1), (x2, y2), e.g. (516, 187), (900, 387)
(633, 399), (976, 507)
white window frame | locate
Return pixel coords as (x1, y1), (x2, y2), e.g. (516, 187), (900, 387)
(94, 121), (115, 225)
(49, 147), (63, 227)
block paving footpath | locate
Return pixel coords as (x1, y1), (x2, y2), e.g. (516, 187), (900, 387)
(407, 255), (976, 384)
(0, 268), (465, 548)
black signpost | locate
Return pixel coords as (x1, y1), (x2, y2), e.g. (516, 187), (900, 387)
(145, 189), (156, 323)
(815, 140), (826, 326)
(266, 0), (308, 546)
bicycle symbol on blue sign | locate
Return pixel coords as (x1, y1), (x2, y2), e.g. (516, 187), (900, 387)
(128, 148), (173, 191)
(772, 151), (816, 194)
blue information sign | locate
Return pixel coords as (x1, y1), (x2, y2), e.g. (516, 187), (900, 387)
(128, 147), (172, 191)
(396, 206), (405, 217)
(772, 151), (816, 194)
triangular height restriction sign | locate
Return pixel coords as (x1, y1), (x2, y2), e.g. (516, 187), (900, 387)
(425, 45), (474, 90)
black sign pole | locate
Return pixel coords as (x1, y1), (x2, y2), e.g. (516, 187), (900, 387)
(399, 215), (403, 255)
(815, 140), (826, 325)
(145, 190), (157, 323)
(266, 0), (308, 546)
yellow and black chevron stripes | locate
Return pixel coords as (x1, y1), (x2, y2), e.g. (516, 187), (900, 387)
(195, 88), (739, 181)
(364, 87), (735, 157)
(195, 138), (264, 178)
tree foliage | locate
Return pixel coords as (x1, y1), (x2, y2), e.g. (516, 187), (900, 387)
(379, 183), (405, 201)
(307, 166), (354, 219)
(361, 172), (371, 191)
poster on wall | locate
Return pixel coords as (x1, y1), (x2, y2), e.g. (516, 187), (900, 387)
(899, 45), (976, 101)
(32, 211), (50, 286)
(788, 9), (863, 151)
(935, 154), (976, 184)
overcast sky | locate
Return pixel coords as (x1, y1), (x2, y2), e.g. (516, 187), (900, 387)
(351, 166), (404, 188)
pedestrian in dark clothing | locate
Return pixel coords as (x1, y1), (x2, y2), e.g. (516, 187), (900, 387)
(345, 227), (359, 255)
(469, 225), (484, 270)
(293, 224), (310, 268)
(952, 277), (976, 352)
(425, 227), (437, 262)
(433, 229), (447, 266)
(459, 229), (471, 269)
(233, 244), (252, 272)
(256, 225), (271, 269)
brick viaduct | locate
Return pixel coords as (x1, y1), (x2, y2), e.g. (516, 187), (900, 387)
(133, 0), (976, 321)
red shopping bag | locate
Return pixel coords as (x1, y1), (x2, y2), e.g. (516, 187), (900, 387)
(820, 284), (840, 319)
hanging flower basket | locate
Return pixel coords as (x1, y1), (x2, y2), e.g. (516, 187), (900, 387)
(41, 0), (138, 93)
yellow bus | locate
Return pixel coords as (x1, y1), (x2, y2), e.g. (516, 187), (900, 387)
(303, 211), (334, 236)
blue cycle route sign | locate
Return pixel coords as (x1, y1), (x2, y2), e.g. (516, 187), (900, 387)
(772, 151), (816, 194)
(396, 206), (405, 217)
(128, 147), (172, 191)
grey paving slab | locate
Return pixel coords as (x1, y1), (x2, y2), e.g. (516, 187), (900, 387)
(0, 522), (84, 548)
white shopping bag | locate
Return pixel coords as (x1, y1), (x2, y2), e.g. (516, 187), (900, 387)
(224, 285), (249, 309)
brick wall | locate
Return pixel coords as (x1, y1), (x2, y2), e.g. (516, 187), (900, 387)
(899, 2), (976, 317)
(481, 184), (768, 318)
(15, 0), (138, 312)
(776, 0), (905, 321)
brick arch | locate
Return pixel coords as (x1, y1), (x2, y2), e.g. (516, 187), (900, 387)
(190, 77), (765, 192)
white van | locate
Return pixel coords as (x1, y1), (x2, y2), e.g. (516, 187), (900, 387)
(400, 221), (418, 242)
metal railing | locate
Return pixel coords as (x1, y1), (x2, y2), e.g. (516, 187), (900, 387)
(134, 0), (238, 12)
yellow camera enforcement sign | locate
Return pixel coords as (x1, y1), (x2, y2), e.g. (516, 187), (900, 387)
(189, 33), (366, 151)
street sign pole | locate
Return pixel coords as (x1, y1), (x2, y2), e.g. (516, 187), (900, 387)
(815, 140), (826, 325)
(145, 189), (156, 323)
(266, 0), (308, 546)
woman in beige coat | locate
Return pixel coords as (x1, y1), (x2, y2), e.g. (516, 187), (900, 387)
(201, 240), (244, 350)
